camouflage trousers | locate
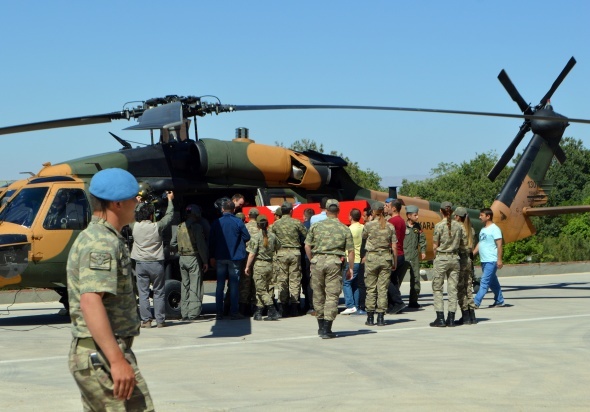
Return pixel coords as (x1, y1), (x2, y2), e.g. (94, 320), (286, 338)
(68, 338), (154, 412)
(432, 255), (460, 312)
(406, 254), (422, 304)
(310, 254), (344, 321)
(252, 259), (274, 307)
(457, 255), (475, 311)
(276, 249), (302, 304)
(239, 259), (255, 305)
(179, 255), (204, 319)
(364, 252), (392, 313)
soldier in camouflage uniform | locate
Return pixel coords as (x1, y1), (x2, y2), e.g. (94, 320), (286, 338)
(430, 201), (467, 328)
(454, 207), (478, 325)
(362, 202), (397, 326)
(304, 199), (354, 339)
(67, 168), (154, 411)
(270, 201), (307, 317)
(269, 207), (282, 305)
(244, 214), (281, 321)
(171, 204), (209, 321)
(239, 208), (261, 315)
(403, 205), (427, 308)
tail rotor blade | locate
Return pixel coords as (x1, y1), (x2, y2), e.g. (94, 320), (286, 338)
(498, 70), (531, 114)
(539, 56), (576, 106)
(488, 122), (531, 181)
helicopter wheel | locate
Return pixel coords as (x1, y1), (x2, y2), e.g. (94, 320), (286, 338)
(164, 279), (182, 319)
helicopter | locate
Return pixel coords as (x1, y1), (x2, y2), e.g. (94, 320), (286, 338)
(1, 56), (589, 318)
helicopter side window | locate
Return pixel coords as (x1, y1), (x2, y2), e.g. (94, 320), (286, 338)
(0, 189), (16, 208)
(0, 187), (49, 228)
(43, 189), (90, 230)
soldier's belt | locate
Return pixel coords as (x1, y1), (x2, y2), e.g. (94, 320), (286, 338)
(76, 336), (134, 350)
(437, 251), (457, 255)
(314, 253), (342, 256)
(367, 250), (391, 255)
(179, 252), (198, 256)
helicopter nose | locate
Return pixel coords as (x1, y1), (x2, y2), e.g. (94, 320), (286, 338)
(0, 234), (30, 288)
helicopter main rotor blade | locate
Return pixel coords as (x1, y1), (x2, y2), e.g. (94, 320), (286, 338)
(0, 111), (131, 136)
(487, 122), (531, 182)
(539, 56), (576, 106)
(498, 70), (531, 114)
(230, 104), (590, 125)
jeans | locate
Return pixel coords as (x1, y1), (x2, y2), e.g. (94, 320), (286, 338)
(216, 259), (241, 315)
(342, 263), (360, 308)
(474, 261), (504, 306)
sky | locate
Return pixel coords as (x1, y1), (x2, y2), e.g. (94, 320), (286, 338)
(1, 1), (590, 187)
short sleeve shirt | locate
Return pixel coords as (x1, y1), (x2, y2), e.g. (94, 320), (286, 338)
(67, 216), (139, 338)
(478, 223), (502, 263)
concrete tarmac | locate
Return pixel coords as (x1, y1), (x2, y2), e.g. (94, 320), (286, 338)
(1, 272), (589, 411)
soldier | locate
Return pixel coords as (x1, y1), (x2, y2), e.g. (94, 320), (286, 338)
(403, 205), (426, 308)
(270, 201), (308, 317)
(244, 214), (281, 321)
(239, 208), (261, 315)
(362, 202), (397, 326)
(171, 204), (209, 321)
(305, 199), (354, 338)
(453, 207), (477, 325)
(67, 168), (154, 410)
(430, 201), (467, 328)
(269, 207), (283, 307)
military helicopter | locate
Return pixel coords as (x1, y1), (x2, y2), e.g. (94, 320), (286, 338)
(1, 56), (589, 318)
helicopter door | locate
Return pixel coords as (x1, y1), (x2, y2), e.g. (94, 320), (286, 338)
(30, 184), (90, 267)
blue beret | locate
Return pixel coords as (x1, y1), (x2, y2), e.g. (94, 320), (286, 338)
(405, 205), (419, 213)
(385, 198), (395, 203)
(89, 168), (139, 201)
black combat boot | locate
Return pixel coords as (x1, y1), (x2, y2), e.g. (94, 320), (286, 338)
(323, 320), (336, 339)
(239, 303), (249, 317)
(365, 312), (375, 326)
(277, 303), (284, 319)
(430, 311), (446, 327)
(461, 309), (472, 325)
(290, 303), (299, 318)
(376, 312), (385, 326)
(469, 308), (478, 325)
(446, 311), (456, 327)
(264, 305), (280, 321)
(317, 318), (326, 337)
(253, 307), (263, 321)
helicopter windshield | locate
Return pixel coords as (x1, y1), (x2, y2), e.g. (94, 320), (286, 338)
(43, 188), (90, 230)
(0, 189), (16, 208)
(0, 187), (49, 228)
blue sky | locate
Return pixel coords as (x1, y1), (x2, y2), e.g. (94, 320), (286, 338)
(1, 1), (589, 186)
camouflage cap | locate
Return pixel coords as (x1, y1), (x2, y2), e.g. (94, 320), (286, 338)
(454, 206), (468, 217)
(274, 207), (283, 216)
(236, 212), (246, 220)
(248, 207), (260, 217)
(282, 201), (293, 209)
(256, 214), (268, 223)
(372, 201), (385, 210)
(405, 205), (419, 214)
(440, 201), (453, 209)
(325, 199), (339, 208)
(89, 168), (138, 201)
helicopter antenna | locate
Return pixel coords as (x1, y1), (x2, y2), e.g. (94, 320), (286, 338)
(108, 132), (132, 149)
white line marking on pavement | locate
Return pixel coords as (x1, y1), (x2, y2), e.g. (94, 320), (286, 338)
(2, 313), (589, 365)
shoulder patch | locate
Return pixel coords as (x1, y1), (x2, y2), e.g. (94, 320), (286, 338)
(89, 252), (112, 270)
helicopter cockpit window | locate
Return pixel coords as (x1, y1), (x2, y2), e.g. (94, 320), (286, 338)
(43, 189), (90, 230)
(0, 187), (49, 228)
(0, 189), (16, 208)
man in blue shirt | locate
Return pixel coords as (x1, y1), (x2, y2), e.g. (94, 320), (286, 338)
(209, 199), (251, 319)
(472, 207), (505, 308)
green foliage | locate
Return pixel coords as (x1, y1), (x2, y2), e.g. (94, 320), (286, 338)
(503, 237), (550, 264)
(279, 139), (383, 191)
(399, 151), (510, 208)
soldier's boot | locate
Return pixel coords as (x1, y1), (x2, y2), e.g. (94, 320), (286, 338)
(365, 312), (375, 326)
(469, 308), (478, 325)
(253, 307), (263, 321)
(264, 305), (280, 321)
(317, 318), (326, 337)
(277, 303), (284, 319)
(376, 312), (385, 326)
(446, 311), (456, 327)
(290, 303), (299, 318)
(322, 320), (336, 339)
(460, 309), (472, 325)
(280, 302), (290, 318)
(239, 303), (249, 317)
(430, 311), (446, 327)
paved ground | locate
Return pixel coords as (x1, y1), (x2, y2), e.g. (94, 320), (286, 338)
(1, 272), (589, 411)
